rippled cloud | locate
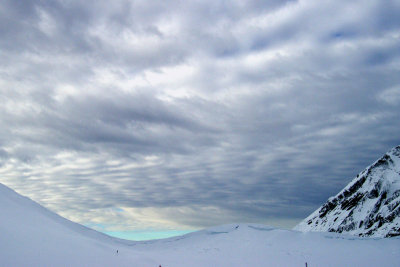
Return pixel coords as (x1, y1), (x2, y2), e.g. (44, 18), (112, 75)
(0, 0), (399, 231)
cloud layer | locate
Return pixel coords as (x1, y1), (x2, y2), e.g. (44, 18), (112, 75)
(1, 0), (399, 231)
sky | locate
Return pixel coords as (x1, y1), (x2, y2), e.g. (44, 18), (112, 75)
(0, 0), (399, 239)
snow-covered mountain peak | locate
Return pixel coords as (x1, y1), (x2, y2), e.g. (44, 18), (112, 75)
(1, 179), (400, 266)
(294, 145), (400, 237)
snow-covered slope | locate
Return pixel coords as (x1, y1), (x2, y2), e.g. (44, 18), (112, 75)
(1, 182), (400, 266)
(0, 182), (153, 266)
(294, 145), (400, 237)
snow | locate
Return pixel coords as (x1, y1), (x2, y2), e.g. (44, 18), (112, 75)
(294, 145), (400, 237)
(1, 183), (400, 266)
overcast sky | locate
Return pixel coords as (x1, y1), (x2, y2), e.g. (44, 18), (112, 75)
(1, 0), (399, 234)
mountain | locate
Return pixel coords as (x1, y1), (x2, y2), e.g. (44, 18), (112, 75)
(1, 182), (400, 266)
(294, 145), (400, 237)
(0, 182), (150, 266)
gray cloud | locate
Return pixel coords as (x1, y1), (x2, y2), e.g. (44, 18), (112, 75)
(0, 0), (399, 231)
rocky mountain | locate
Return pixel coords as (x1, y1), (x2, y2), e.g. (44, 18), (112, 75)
(294, 145), (400, 237)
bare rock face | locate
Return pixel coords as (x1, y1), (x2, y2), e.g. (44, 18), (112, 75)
(294, 146), (400, 238)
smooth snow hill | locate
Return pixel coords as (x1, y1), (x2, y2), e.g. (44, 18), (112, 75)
(295, 145), (400, 238)
(1, 183), (400, 267)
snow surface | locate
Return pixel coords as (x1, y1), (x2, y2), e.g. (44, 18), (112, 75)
(294, 145), (400, 237)
(1, 183), (400, 266)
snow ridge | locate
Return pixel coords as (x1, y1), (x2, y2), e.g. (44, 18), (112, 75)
(294, 145), (400, 237)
